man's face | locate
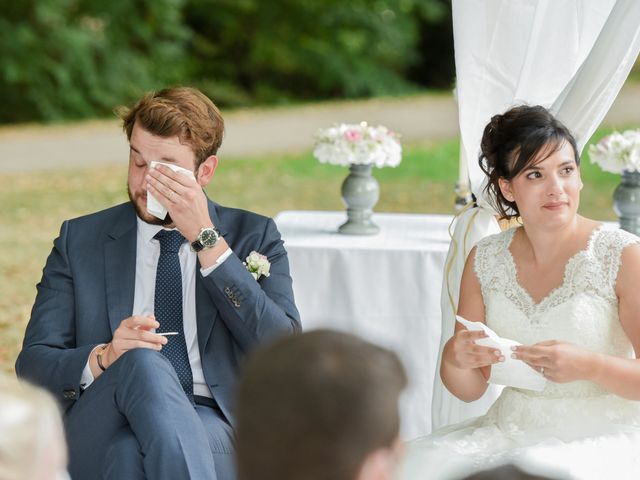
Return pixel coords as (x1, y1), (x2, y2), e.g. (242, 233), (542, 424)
(127, 123), (199, 225)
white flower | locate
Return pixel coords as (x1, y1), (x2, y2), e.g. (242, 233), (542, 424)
(244, 251), (271, 280)
(312, 122), (402, 168)
(588, 130), (640, 174)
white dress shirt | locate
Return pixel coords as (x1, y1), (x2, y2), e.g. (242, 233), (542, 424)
(81, 217), (232, 397)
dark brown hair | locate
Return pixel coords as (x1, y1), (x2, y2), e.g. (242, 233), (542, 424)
(236, 330), (408, 480)
(117, 86), (224, 168)
(479, 105), (580, 220)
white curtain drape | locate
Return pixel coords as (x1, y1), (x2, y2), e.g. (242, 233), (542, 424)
(431, 0), (640, 432)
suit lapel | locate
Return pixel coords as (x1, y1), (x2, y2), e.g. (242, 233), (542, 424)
(102, 200), (227, 345)
(208, 199), (228, 237)
(104, 206), (137, 333)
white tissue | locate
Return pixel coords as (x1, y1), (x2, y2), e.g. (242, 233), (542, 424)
(146, 161), (196, 219)
(456, 315), (547, 392)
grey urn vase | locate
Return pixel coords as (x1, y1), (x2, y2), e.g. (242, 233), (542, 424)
(613, 170), (640, 236)
(338, 164), (380, 235)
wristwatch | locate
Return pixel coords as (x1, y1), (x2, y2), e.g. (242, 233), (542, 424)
(191, 226), (221, 252)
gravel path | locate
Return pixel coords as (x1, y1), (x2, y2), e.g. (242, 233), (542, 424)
(1, 86), (639, 173)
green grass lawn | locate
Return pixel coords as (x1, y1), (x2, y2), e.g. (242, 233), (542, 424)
(0, 129), (624, 372)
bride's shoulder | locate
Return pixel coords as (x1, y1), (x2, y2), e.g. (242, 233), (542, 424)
(600, 229), (640, 294)
(473, 228), (516, 287)
(475, 227), (516, 252)
(473, 228), (516, 273)
(590, 228), (640, 282)
(593, 227), (640, 251)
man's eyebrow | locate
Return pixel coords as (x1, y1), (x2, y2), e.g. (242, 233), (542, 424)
(129, 145), (178, 164)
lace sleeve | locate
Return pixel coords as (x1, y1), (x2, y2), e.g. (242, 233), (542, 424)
(597, 229), (640, 293)
(473, 229), (514, 299)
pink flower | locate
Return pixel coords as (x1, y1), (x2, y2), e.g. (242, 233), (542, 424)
(344, 129), (362, 142)
(312, 122), (402, 168)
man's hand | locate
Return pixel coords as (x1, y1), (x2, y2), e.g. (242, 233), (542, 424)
(102, 315), (168, 368)
(146, 164), (212, 242)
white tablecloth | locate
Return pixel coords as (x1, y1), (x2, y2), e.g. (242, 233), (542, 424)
(274, 210), (453, 439)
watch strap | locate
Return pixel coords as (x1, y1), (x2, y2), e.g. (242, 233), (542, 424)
(96, 344), (108, 371)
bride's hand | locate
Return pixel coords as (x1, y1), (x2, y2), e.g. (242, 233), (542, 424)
(512, 340), (596, 383)
(446, 328), (504, 370)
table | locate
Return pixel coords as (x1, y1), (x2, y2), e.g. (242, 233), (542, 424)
(274, 210), (453, 439)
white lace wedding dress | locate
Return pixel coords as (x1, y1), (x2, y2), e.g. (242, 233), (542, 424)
(400, 226), (640, 480)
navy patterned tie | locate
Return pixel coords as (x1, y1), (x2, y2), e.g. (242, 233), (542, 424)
(154, 230), (194, 400)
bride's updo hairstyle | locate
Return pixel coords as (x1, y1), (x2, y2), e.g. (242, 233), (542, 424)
(479, 105), (580, 220)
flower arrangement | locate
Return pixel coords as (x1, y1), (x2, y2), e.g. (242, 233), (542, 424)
(588, 130), (640, 174)
(244, 251), (271, 280)
(312, 122), (402, 168)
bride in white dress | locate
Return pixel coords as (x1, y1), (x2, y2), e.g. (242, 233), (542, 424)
(399, 106), (640, 480)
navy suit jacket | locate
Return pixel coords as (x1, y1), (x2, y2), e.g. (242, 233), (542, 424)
(16, 200), (300, 424)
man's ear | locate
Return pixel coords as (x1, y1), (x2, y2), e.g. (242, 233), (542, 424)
(498, 177), (514, 202)
(196, 155), (218, 187)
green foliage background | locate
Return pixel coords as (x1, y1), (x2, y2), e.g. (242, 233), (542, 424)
(0, 0), (190, 122)
(0, 0), (454, 123)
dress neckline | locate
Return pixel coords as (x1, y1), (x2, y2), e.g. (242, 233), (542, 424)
(504, 224), (604, 310)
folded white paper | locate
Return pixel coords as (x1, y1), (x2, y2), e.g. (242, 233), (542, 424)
(456, 315), (547, 392)
(147, 161), (196, 219)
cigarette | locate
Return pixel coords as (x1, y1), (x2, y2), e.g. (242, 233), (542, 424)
(157, 331), (179, 336)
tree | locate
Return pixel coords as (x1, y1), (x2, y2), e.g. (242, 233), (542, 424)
(0, 0), (454, 123)
(0, 0), (189, 122)
(184, 0), (452, 106)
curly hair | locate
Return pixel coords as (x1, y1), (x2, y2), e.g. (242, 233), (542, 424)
(117, 86), (224, 168)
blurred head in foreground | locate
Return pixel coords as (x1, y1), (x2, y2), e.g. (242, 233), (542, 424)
(0, 376), (68, 480)
(236, 329), (408, 480)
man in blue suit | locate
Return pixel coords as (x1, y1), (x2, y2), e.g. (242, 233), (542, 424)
(16, 87), (301, 480)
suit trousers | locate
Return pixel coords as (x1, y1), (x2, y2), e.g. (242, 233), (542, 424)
(64, 348), (235, 480)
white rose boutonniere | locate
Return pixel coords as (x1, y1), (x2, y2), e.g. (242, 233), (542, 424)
(244, 251), (271, 280)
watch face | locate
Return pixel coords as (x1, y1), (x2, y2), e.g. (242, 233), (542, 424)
(200, 228), (219, 247)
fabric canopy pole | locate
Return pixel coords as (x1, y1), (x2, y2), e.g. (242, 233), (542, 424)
(431, 0), (640, 432)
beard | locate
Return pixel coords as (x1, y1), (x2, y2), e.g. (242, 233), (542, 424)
(127, 184), (173, 226)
